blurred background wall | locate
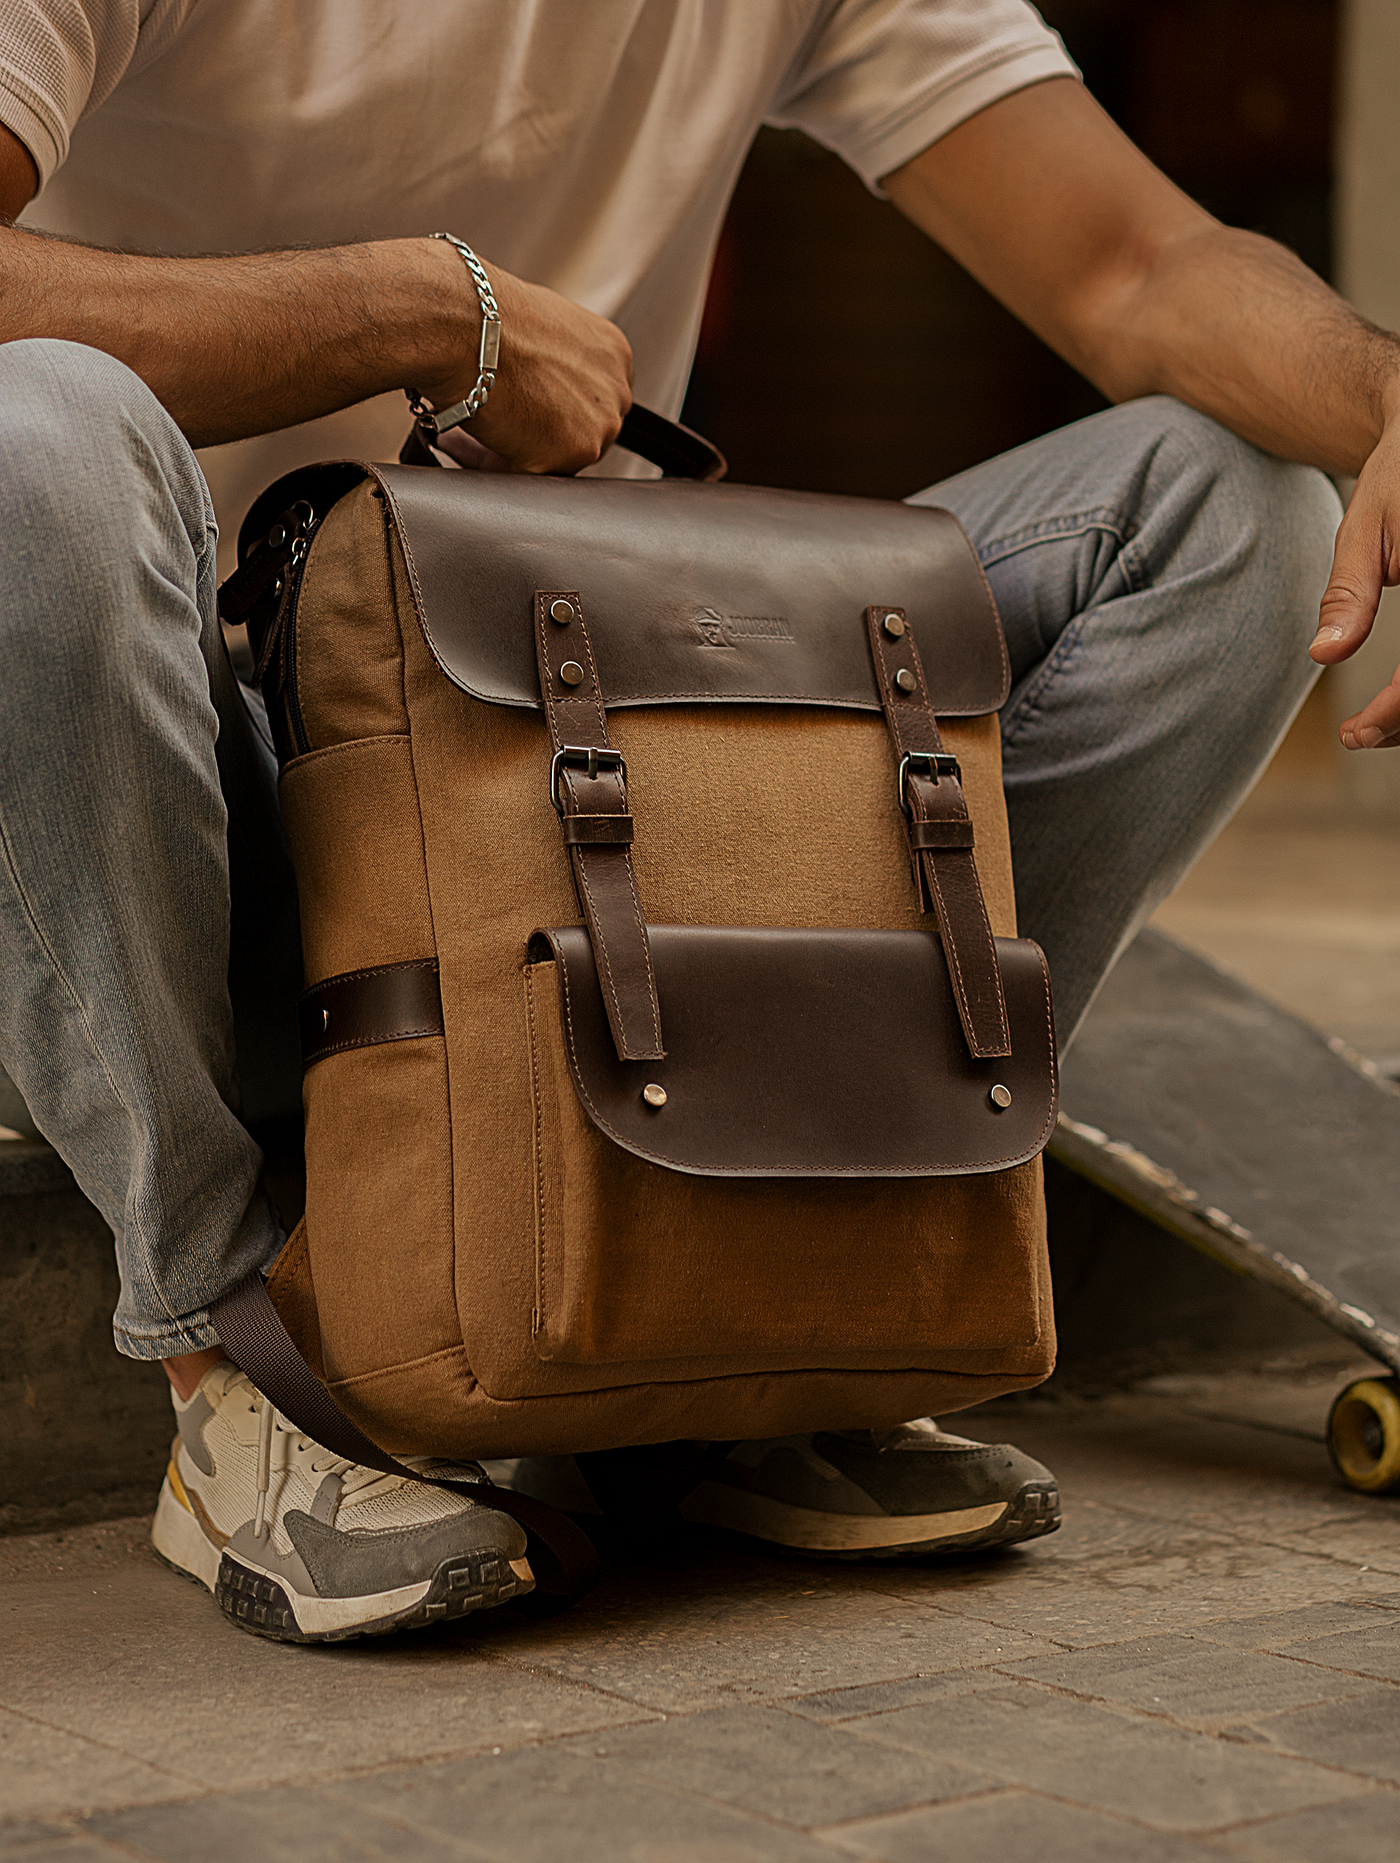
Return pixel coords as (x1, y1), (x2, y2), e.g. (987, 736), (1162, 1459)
(682, 0), (1334, 498)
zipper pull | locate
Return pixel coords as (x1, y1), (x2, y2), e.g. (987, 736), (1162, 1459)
(217, 501), (318, 687)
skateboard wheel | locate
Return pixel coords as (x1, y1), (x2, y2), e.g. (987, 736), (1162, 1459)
(1327, 1376), (1400, 1495)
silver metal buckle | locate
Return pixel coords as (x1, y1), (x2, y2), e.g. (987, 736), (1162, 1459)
(897, 750), (960, 816)
(550, 745), (628, 816)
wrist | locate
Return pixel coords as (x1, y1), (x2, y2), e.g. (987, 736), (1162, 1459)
(386, 235), (484, 403)
(406, 234), (501, 437)
(1380, 366), (1400, 436)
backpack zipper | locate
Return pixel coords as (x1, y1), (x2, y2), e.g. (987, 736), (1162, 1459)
(258, 501), (319, 756)
(282, 526), (316, 756)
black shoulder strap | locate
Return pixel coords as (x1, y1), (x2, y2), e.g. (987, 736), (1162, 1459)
(209, 1272), (600, 1613)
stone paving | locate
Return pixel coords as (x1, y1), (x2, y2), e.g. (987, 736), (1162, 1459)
(4, 1368), (1398, 1861)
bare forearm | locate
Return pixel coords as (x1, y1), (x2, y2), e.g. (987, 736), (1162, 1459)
(1088, 224), (1400, 479)
(886, 79), (1400, 480)
(0, 228), (467, 446)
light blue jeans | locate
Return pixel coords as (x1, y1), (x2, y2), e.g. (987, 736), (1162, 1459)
(0, 340), (1342, 1360)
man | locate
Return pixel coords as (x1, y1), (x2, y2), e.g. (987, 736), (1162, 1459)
(0, 1), (1392, 1643)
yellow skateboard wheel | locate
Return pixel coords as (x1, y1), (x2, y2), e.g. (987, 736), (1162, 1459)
(1327, 1376), (1400, 1494)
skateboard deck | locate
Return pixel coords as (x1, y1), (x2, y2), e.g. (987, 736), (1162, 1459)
(1050, 927), (1400, 1377)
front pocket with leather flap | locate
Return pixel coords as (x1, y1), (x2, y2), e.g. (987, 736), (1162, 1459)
(522, 927), (1054, 1368)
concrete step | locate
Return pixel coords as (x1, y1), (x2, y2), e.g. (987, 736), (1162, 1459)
(0, 1137), (171, 1535)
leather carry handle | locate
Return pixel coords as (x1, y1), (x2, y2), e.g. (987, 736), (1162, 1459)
(399, 403), (727, 482)
(208, 1272), (601, 1613)
(866, 605), (1012, 1060)
(535, 589), (665, 1061)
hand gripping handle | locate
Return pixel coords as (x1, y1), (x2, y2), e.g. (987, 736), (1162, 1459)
(399, 402), (727, 481)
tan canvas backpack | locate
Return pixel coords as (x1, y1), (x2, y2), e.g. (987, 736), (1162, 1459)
(214, 412), (1058, 1594)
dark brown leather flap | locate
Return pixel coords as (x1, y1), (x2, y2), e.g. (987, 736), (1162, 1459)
(371, 467), (1008, 717)
(530, 925), (1056, 1177)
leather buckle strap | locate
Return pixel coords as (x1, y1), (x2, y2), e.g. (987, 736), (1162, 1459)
(866, 604), (1011, 1060)
(535, 589), (664, 1062)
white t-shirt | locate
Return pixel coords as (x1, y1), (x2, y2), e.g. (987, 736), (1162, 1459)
(1, 1), (1077, 535)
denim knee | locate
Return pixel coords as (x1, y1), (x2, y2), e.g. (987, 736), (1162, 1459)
(1130, 395), (1340, 703)
(0, 340), (212, 681)
(0, 337), (209, 550)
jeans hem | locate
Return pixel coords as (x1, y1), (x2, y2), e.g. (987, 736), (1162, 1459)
(114, 1312), (221, 1363)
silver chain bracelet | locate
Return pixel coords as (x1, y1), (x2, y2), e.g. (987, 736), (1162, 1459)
(406, 232), (502, 437)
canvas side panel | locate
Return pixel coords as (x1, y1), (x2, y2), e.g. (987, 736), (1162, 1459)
(279, 735), (458, 1381)
(293, 481), (410, 749)
(280, 736), (434, 981)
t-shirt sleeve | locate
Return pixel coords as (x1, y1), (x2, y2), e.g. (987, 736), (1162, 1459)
(767, 0), (1080, 193)
(0, 0), (143, 185)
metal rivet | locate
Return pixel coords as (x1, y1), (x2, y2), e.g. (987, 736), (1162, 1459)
(642, 1083), (668, 1108)
(882, 613), (905, 638)
(268, 523), (288, 549)
(895, 667), (918, 694)
(559, 661), (585, 687)
(989, 1084), (1012, 1110)
(549, 599), (573, 626)
(322, 1008), (330, 1031)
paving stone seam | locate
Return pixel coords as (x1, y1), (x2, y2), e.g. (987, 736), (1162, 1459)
(77, 1787), (512, 1863)
(0, 1713), (674, 1827)
(812, 1780), (1368, 1849)
(430, 1643), (678, 1722)
(1014, 1484), (1394, 1551)
(975, 1666), (1399, 1740)
(0, 1701), (203, 1797)
(862, 1594), (1106, 1652)
(1195, 1642), (1400, 1689)
(822, 1670), (1400, 1792)
(0, 1815), (159, 1860)
(313, 1759), (995, 1848)
(1161, 1785), (1397, 1846)
(1206, 1720), (1400, 1787)
(1112, 1507), (1400, 1574)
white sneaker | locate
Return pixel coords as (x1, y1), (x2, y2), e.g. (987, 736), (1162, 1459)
(151, 1360), (533, 1641)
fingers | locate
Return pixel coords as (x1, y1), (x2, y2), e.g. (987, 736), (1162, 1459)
(434, 427), (515, 472)
(1311, 503), (1383, 666)
(1340, 660), (1400, 750)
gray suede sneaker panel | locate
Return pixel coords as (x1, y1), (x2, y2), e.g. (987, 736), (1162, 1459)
(309, 1472), (343, 1525)
(811, 1434), (1053, 1515)
(176, 1392), (215, 1475)
(226, 1521), (318, 1597)
(286, 1502), (526, 1599)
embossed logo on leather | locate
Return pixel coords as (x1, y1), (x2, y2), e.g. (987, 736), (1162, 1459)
(693, 607), (793, 648)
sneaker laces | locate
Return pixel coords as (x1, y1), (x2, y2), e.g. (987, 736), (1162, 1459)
(236, 1376), (421, 1539)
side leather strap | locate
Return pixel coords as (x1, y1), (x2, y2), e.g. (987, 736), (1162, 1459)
(298, 960), (444, 1071)
(535, 588), (664, 1061)
(865, 604), (1011, 1060)
(208, 1272), (601, 1612)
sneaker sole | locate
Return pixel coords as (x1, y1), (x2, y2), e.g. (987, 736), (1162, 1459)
(680, 1476), (1060, 1559)
(152, 1475), (534, 1642)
